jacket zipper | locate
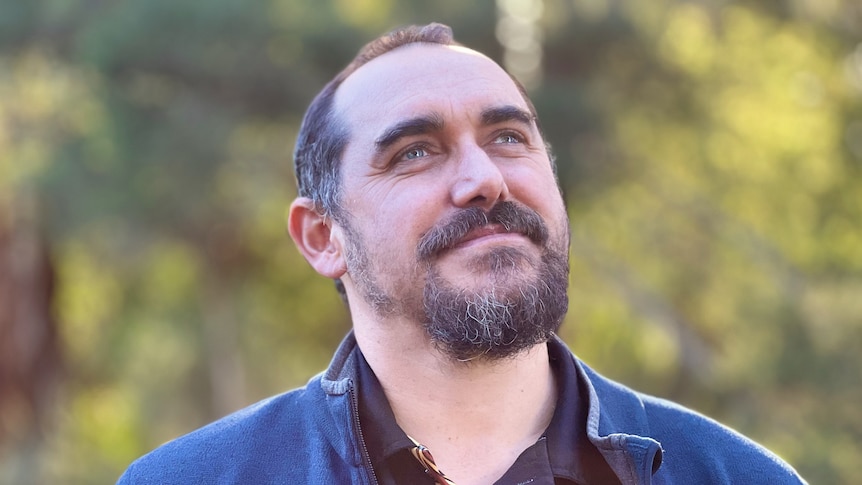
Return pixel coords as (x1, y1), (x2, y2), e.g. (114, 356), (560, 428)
(350, 383), (380, 485)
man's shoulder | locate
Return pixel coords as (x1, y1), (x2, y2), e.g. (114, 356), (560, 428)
(580, 363), (806, 483)
(638, 392), (804, 483)
(117, 375), (347, 484)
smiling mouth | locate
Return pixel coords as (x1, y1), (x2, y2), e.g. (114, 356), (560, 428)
(451, 224), (528, 250)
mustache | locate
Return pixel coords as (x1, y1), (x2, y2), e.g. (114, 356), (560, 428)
(416, 201), (549, 261)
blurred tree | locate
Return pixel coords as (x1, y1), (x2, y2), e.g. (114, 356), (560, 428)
(537, 2), (862, 482)
(0, 0), (860, 483)
(0, 194), (62, 481)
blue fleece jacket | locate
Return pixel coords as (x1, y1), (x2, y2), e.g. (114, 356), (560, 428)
(117, 333), (806, 484)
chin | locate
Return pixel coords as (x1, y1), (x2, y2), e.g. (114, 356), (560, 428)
(421, 246), (570, 362)
(455, 246), (540, 278)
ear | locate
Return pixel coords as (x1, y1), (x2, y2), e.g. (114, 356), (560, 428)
(288, 198), (347, 279)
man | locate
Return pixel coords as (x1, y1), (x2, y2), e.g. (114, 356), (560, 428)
(118, 23), (806, 484)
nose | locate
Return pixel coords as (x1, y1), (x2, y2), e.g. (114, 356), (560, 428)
(449, 143), (510, 210)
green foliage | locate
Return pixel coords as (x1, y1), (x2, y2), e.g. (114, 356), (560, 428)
(1, 0), (859, 483)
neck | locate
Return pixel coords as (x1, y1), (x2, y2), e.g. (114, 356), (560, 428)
(353, 314), (558, 485)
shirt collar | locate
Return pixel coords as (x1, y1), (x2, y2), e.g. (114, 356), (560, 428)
(355, 337), (620, 484)
(356, 349), (417, 463)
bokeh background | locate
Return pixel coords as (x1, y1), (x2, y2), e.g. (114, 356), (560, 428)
(1, 0), (861, 483)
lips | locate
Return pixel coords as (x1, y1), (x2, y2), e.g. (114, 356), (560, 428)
(452, 224), (523, 249)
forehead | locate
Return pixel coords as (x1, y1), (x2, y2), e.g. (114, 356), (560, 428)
(333, 44), (529, 140)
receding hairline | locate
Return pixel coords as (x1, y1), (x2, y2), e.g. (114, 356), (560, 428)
(335, 42), (490, 90)
(331, 42), (520, 125)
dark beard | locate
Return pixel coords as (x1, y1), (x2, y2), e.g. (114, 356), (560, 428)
(341, 201), (570, 361)
(419, 203), (569, 361)
(422, 247), (569, 361)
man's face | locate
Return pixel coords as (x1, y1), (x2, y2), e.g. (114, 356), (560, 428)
(332, 44), (570, 360)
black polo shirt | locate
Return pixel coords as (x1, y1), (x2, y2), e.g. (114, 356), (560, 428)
(356, 339), (621, 484)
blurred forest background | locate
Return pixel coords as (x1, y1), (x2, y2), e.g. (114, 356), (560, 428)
(1, 0), (860, 483)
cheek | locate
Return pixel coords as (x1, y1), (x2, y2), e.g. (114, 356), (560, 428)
(353, 176), (447, 230)
(345, 193), (437, 260)
(378, 203), (437, 252)
(506, 165), (563, 209)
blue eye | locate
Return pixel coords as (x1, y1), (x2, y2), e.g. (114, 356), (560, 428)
(495, 133), (521, 144)
(404, 147), (428, 160)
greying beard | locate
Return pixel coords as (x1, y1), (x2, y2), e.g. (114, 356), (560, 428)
(340, 216), (397, 315)
(423, 245), (569, 362)
(341, 201), (570, 361)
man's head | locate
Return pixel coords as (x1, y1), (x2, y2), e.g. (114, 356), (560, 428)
(293, 23), (543, 221)
(289, 23), (569, 361)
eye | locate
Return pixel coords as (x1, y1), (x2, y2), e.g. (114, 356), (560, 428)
(404, 146), (428, 160)
(493, 132), (523, 144)
(388, 142), (438, 170)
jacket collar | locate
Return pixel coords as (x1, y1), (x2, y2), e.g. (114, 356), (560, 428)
(567, 337), (663, 483)
(319, 332), (662, 484)
(320, 331), (360, 396)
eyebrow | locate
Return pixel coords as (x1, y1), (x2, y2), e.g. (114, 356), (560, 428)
(372, 105), (535, 156)
(374, 114), (444, 155)
(481, 105), (535, 128)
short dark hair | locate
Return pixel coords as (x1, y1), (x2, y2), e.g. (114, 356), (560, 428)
(292, 22), (543, 220)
